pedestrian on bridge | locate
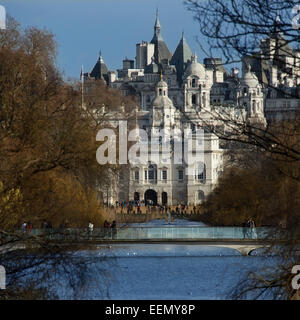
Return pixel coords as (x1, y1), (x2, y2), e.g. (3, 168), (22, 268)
(248, 218), (257, 239)
(104, 220), (110, 238)
(111, 220), (117, 239)
(21, 222), (27, 233)
(242, 219), (248, 239)
(88, 221), (94, 239)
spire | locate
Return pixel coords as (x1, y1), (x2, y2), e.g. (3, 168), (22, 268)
(154, 8), (161, 37)
(99, 50), (104, 63)
(191, 53), (198, 63)
(150, 9), (172, 64)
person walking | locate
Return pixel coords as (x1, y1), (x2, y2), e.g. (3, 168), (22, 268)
(88, 221), (94, 239)
(167, 211), (171, 224)
(46, 220), (53, 239)
(242, 219), (248, 239)
(26, 221), (33, 233)
(104, 220), (110, 238)
(111, 220), (117, 239)
(249, 218), (257, 239)
(21, 222), (27, 233)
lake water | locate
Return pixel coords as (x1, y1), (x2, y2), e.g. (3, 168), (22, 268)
(55, 220), (279, 300)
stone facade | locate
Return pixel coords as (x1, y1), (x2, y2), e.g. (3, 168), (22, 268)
(83, 11), (300, 206)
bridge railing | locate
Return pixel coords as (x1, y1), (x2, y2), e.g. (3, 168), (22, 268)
(14, 226), (275, 241)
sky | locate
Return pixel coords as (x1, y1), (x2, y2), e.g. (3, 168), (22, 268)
(2, 0), (212, 80)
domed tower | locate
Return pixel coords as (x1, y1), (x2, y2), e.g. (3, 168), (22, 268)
(239, 64), (266, 126)
(150, 75), (176, 130)
(183, 53), (211, 112)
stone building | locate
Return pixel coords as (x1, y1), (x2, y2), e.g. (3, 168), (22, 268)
(82, 11), (300, 205)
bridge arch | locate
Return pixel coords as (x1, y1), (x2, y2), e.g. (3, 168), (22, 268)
(205, 244), (268, 256)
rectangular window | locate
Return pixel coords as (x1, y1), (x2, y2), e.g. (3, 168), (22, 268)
(178, 170), (183, 180)
(148, 170), (154, 180)
(135, 170), (139, 181)
(198, 170), (204, 181)
(144, 171), (147, 180)
(162, 170), (167, 181)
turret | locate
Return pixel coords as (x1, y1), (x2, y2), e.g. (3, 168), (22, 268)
(240, 64), (266, 126)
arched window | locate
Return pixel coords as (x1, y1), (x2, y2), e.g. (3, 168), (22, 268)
(192, 78), (196, 88)
(196, 162), (206, 183)
(159, 89), (162, 96)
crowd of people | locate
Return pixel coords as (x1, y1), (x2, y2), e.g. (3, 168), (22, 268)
(21, 221), (33, 233)
(19, 219), (118, 240)
(114, 200), (200, 216)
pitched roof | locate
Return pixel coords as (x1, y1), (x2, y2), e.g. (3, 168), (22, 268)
(90, 54), (109, 84)
(170, 33), (193, 83)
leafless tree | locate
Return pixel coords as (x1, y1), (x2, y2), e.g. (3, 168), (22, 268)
(184, 0), (300, 299)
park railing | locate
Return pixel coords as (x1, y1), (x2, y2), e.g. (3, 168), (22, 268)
(13, 226), (276, 241)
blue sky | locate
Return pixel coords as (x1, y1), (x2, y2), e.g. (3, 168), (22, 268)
(2, 0), (213, 80)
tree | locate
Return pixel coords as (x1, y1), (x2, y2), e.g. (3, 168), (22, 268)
(184, 0), (300, 299)
(0, 16), (132, 299)
(185, 0), (300, 75)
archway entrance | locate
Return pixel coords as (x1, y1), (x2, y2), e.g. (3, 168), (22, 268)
(162, 192), (168, 206)
(144, 189), (157, 206)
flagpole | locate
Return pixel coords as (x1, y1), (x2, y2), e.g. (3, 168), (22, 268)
(81, 65), (84, 109)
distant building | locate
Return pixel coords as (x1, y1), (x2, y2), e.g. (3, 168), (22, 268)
(82, 10), (299, 205)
